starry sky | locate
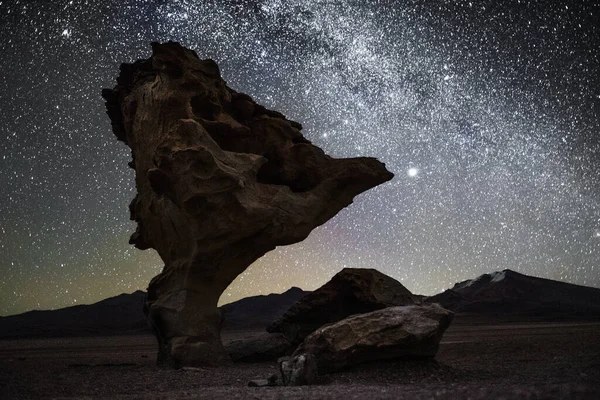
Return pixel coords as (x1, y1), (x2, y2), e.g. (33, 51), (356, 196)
(1, 0), (599, 316)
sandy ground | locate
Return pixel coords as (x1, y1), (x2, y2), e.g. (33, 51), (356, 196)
(1, 319), (599, 399)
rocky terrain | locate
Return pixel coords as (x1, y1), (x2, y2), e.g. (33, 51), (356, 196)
(1, 319), (598, 399)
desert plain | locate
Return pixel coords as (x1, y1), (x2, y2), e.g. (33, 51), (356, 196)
(2, 317), (599, 399)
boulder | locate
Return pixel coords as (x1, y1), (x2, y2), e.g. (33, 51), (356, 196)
(225, 332), (292, 362)
(293, 304), (453, 372)
(102, 42), (393, 368)
(268, 268), (415, 344)
(278, 354), (319, 386)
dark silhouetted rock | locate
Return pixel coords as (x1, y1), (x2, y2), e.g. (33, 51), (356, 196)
(426, 269), (600, 318)
(102, 42), (393, 368)
(268, 268), (415, 344)
(226, 332), (292, 362)
(294, 304), (453, 373)
(278, 354), (319, 386)
(221, 287), (309, 330)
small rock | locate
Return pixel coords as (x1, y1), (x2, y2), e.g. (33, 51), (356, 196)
(248, 379), (269, 387)
(278, 353), (318, 386)
(248, 374), (279, 387)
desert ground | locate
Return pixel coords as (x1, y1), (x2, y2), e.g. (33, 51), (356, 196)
(1, 318), (599, 399)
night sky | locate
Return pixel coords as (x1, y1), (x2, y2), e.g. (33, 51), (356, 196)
(1, 0), (599, 316)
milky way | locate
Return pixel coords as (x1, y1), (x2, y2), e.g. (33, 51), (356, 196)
(1, 0), (599, 315)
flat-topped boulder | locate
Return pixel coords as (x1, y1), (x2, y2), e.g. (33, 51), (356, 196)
(294, 304), (454, 372)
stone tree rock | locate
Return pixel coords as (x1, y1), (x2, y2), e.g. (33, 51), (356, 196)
(101, 42), (393, 368)
(268, 268), (416, 345)
(293, 304), (454, 372)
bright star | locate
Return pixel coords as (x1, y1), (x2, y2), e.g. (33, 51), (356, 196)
(407, 168), (419, 177)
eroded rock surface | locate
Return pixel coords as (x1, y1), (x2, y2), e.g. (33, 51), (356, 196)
(268, 268), (416, 344)
(279, 354), (319, 386)
(226, 332), (292, 362)
(102, 42), (393, 368)
(294, 304), (453, 373)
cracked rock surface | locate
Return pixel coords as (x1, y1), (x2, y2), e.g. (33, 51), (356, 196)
(294, 304), (454, 373)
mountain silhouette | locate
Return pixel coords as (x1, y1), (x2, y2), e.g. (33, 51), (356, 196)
(0, 288), (309, 339)
(3, 270), (599, 339)
(427, 269), (600, 318)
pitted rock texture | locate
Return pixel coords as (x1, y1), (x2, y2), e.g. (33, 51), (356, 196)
(279, 354), (319, 386)
(268, 268), (416, 345)
(293, 304), (454, 373)
(226, 332), (292, 362)
(102, 42), (393, 368)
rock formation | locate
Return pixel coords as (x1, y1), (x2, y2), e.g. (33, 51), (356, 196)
(293, 304), (453, 372)
(225, 332), (292, 362)
(278, 354), (319, 386)
(268, 268), (416, 344)
(102, 42), (393, 368)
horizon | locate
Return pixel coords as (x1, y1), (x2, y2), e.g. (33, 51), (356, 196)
(3, 266), (600, 318)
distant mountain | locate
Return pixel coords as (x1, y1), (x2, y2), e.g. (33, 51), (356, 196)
(4, 269), (599, 339)
(220, 287), (309, 330)
(426, 269), (600, 318)
(0, 291), (148, 339)
(0, 288), (309, 339)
